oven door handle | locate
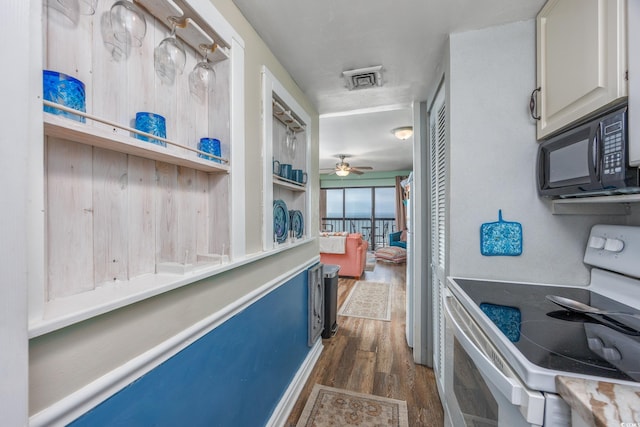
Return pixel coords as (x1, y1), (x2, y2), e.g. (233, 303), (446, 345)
(444, 293), (525, 405)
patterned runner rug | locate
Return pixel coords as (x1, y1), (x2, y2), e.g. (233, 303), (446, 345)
(338, 281), (392, 321)
(296, 384), (409, 427)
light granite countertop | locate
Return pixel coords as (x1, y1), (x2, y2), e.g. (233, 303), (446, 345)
(556, 376), (640, 427)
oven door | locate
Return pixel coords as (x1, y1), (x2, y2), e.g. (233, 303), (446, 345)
(443, 289), (546, 427)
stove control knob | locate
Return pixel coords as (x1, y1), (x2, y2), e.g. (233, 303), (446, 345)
(588, 236), (606, 249)
(602, 346), (621, 361)
(604, 238), (625, 253)
(587, 337), (603, 351)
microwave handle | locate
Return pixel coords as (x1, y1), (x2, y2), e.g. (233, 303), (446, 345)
(590, 123), (601, 179)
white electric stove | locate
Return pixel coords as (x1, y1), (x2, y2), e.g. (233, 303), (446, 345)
(444, 224), (640, 427)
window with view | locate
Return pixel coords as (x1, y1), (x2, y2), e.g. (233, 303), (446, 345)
(321, 186), (396, 249)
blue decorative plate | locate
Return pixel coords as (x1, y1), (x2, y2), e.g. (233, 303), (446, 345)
(273, 199), (289, 243)
(290, 210), (304, 238)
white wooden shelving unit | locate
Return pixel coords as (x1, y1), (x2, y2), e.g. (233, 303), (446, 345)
(30, 0), (245, 337)
(262, 67), (312, 252)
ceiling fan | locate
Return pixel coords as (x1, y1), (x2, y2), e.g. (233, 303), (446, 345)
(323, 155), (373, 176)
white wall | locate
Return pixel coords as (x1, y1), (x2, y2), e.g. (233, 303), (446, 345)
(447, 20), (638, 286)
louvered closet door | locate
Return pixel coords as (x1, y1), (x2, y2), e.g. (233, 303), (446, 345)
(429, 85), (447, 389)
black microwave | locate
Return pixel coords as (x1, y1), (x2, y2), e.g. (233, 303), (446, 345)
(537, 105), (640, 198)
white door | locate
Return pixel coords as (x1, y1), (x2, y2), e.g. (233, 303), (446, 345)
(429, 85), (447, 391)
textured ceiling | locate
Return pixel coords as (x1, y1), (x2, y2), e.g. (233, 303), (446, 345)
(233, 0), (545, 172)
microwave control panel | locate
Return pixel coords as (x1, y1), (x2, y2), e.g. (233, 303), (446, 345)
(602, 113), (625, 176)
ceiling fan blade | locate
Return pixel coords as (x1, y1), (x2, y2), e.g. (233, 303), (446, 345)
(349, 169), (364, 175)
(352, 166), (373, 170)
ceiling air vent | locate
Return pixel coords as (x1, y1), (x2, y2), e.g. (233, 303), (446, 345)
(342, 65), (383, 90)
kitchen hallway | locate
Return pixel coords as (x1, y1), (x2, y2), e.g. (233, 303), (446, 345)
(285, 260), (444, 426)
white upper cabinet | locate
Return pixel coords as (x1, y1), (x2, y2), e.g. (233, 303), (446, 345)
(534, 0), (627, 139)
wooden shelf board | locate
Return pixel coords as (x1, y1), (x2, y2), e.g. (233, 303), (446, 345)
(30, 259), (231, 338)
(273, 174), (306, 192)
(135, 0), (183, 22)
(550, 194), (640, 215)
(272, 99), (305, 133)
(134, 0), (231, 55)
(552, 194), (640, 204)
(44, 114), (229, 174)
(29, 242), (315, 338)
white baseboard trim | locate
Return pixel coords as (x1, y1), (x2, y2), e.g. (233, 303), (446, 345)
(266, 339), (323, 427)
(30, 256), (320, 427)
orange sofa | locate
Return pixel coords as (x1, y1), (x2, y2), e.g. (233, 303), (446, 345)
(319, 233), (369, 278)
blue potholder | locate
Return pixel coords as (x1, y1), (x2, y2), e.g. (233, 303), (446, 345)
(480, 302), (521, 342)
(480, 210), (522, 256)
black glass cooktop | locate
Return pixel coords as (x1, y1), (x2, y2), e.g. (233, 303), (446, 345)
(454, 279), (640, 382)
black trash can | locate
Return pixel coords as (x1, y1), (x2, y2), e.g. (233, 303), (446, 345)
(322, 264), (340, 338)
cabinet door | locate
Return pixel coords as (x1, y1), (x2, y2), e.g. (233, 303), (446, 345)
(536, 0), (627, 139)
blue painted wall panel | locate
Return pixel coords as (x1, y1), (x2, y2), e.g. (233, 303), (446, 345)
(70, 270), (311, 427)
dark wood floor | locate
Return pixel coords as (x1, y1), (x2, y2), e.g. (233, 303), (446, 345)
(285, 260), (445, 426)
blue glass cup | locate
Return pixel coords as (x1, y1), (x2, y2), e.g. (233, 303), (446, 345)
(43, 70), (86, 123)
(198, 138), (221, 163)
(134, 112), (166, 147)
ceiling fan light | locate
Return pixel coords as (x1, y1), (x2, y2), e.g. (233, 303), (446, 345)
(335, 169), (349, 177)
(392, 126), (413, 140)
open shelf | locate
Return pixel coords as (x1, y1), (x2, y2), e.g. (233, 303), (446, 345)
(30, 256), (229, 338)
(33, 0), (242, 336)
(44, 113), (229, 174)
(262, 67), (311, 251)
(551, 194), (640, 215)
(273, 174), (306, 191)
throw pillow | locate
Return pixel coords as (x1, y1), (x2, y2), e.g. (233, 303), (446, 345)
(374, 246), (407, 263)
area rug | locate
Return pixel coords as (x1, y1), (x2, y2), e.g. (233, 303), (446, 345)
(364, 252), (376, 271)
(296, 384), (409, 427)
(338, 281), (392, 321)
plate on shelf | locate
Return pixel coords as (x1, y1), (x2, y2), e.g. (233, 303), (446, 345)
(273, 199), (289, 243)
(290, 210), (304, 238)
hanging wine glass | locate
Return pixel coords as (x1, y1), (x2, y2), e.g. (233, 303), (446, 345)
(101, 9), (130, 61)
(189, 44), (217, 102)
(154, 17), (186, 85)
(289, 130), (298, 158)
(110, 0), (147, 48)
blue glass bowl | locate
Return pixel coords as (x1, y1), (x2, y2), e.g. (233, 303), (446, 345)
(134, 112), (166, 147)
(198, 138), (221, 163)
(43, 70), (86, 123)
